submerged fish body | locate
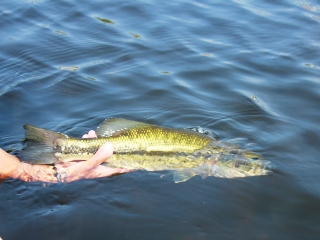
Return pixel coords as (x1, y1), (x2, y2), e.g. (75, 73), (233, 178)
(21, 118), (273, 182)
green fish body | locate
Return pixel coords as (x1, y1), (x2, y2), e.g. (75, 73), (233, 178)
(21, 118), (273, 182)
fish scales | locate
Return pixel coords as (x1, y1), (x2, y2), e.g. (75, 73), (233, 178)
(106, 152), (208, 171)
(54, 126), (212, 163)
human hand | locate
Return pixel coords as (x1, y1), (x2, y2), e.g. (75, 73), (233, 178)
(53, 141), (129, 183)
(1, 130), (130, 183)
(53, 130), (130, 182)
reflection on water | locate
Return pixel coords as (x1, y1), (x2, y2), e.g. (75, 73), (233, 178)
(1, 0), (320, 239)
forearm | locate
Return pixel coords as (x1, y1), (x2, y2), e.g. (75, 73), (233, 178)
(0, 141), (128, 183)
(0, 148), (21, 178)
(0, 148), (56, 182)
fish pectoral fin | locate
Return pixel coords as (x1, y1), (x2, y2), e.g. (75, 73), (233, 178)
(172, 165), (211, 183)
(173, 170), (196, 183)
(210, 165), (229, 178)
(96, 118), (151, 137)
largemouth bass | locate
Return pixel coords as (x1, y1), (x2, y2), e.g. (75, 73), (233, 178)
(20, 118), (273, 182)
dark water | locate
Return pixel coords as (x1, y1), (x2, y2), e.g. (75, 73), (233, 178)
(1, 0), (320, 239)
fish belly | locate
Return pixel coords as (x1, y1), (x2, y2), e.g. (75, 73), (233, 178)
(104, 152), (207, 171)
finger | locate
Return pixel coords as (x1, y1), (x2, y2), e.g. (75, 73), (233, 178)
(87, 166), (130, 177)
(53, 142), (114, 182)
(54, 162), (70, 169)
(85, 142), (113, 168)
(87, 130), (97, 138)
(56, 155), (114, 182)
(82, 134), (89, 138)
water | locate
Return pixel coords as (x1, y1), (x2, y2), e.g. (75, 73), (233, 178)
(1, 0), (320, 239)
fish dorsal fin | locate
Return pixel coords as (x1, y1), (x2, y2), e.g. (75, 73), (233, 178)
(96, 118), (151, 137)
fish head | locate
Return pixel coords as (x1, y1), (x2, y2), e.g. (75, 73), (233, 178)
(208, 153), (273, 178)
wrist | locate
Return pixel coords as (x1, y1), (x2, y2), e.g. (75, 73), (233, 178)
(0, 149), (23, 178)
(11, 162), (33, 182)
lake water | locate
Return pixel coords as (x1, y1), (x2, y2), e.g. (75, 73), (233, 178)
(1, 0), (320, 239)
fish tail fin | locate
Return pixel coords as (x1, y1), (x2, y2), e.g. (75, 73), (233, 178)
(20, 125), (68, 164)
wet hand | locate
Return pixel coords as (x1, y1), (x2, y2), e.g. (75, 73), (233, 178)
(54, 141), (129, 182)
(53, 130), (130, 183)
(1, 130), (129, 183)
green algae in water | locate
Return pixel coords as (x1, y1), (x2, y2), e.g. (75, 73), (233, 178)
(59, 66), (78, 71)
(55, 30), (67, 35)
(96, 17), (115, 24)
(129, 32), (142, 39)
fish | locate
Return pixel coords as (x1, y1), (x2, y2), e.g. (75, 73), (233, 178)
(20, 118), (274, 183)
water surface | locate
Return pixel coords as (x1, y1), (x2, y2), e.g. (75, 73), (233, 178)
(1, 0), (320, 239)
